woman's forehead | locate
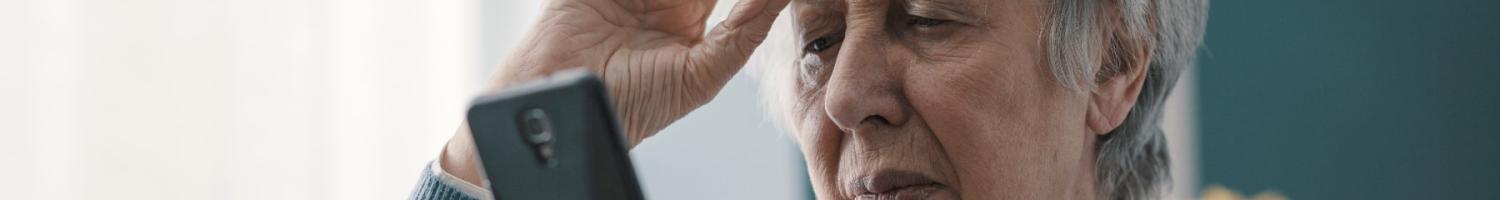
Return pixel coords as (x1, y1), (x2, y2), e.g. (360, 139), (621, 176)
(792, 0), (986, 22)
(791, 0), (842, 16)
(792, 0), (981, 10)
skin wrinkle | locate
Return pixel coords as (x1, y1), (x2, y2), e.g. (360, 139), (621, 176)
(702, 23), (739, 80)
(655, 2), (718, 40)
(931, 1), (993, 63)
(683, 46), (707, 103)
(797, 54), (820, 89)
(748, 0), (788, 36)
(907, 29), (975, 65)
(644, 49), (657, 136)
(639, 2), (704, 32)
(672, 51), (695, 128)
(507, 7), (569, 80)
(694, 2), (758, 93)
(623, 48), (640, 139)
(669, 50), (690, 136)
(574, 1), (639, 31)
(671, 51), (685, 135)
(681, 50), (712, 111)
(902, 0), (976, 23)
(837, 140), (856, 198)
(804, 99), (843, 200)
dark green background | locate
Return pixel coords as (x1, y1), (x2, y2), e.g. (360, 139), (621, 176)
(1198, 0), (1500, 199)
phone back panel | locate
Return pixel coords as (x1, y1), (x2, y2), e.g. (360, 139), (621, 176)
(466, 70), (643, 200)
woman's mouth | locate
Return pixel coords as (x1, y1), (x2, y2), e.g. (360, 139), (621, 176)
(851, 170), (943, 200)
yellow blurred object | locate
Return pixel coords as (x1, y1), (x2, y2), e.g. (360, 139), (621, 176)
(1199, 184), (1288, 200)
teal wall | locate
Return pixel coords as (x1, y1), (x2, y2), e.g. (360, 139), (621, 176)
(1197, 0), (1500, 199)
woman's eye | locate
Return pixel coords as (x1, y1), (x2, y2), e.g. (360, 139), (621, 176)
(803, 37), (837, 53)
(909, 16), (951, 28)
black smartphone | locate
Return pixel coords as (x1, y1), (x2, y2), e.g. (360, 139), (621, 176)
(465, 69), (644, 200)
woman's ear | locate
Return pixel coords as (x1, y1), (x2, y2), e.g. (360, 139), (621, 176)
(1086, 35), (1153, 135)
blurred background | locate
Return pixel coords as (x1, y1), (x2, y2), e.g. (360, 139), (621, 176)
(1, 0), (1495, 199)
(1197, 0), (1500, 199)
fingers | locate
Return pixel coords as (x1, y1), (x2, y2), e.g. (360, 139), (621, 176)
(690, 0), (792, 82)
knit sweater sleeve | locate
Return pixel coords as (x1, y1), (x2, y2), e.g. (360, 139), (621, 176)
(410, 160), (492, 200)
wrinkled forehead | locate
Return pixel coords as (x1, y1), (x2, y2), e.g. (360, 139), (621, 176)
(790, 0), (988, 26)
(789, 0), (843, 23)
(792, 0), (836, 7)
(793, 0), (988, 9)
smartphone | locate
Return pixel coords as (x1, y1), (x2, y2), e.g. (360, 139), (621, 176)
(465, 69), (644, 200)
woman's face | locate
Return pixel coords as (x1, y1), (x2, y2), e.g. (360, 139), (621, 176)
(785, 0), (1102, 199)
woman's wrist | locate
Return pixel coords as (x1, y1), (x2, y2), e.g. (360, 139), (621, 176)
(440, 121), (488, 188)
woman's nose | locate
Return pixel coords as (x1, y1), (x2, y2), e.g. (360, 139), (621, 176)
(822, 31), (911, 134)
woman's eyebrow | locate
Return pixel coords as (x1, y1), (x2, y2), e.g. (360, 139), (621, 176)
(904, 0), (977, 20)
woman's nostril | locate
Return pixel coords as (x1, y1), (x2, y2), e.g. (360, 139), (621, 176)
(863, 115), (891, 126)
(835, 115), (894, 134)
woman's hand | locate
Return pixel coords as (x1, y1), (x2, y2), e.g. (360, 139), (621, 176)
(439, 0), (790, 188)
(492, 0), (789, 147)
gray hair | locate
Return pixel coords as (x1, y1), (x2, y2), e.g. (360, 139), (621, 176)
(1049, 0), (1206, 199)
(751, 0), (1207, 199)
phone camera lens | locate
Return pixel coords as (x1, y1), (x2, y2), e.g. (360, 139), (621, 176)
(517, 108), (557, 167)
(519, 108), (553, 144)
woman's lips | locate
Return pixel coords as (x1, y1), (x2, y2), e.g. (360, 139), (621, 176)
(851, 170), (942, 200)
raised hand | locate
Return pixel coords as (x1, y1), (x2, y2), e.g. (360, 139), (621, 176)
(489, 0), (791, 147)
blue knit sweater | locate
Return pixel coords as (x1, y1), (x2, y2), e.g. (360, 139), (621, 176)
(409, 161), (488, 200)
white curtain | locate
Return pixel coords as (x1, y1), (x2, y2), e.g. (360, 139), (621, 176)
(0, 0), (483, 199)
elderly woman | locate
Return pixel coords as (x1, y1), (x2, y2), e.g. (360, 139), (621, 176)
(415, 0), (1206, 199)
